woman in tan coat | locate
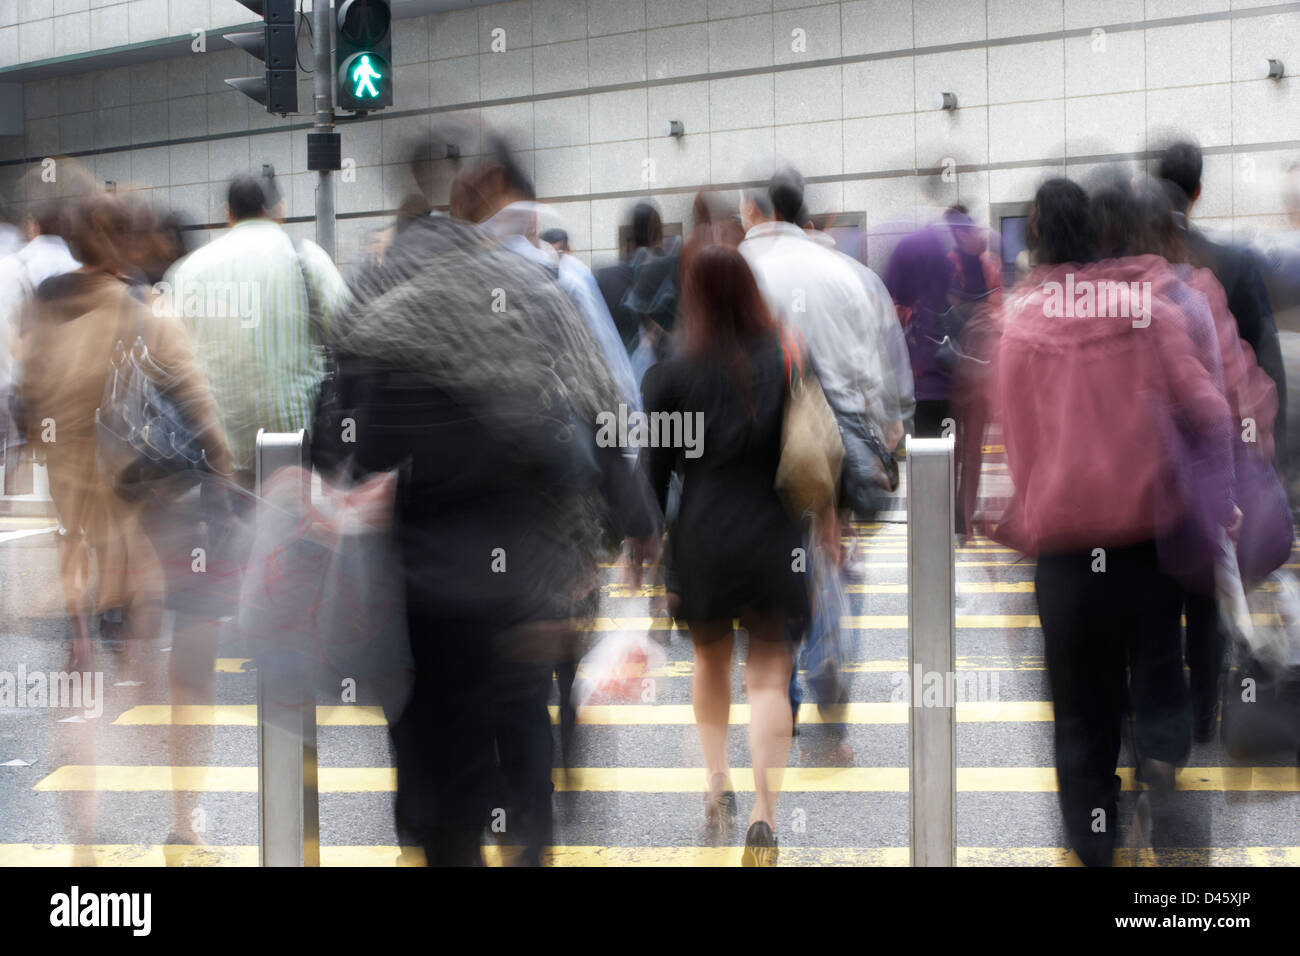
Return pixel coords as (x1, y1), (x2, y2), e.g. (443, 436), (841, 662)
(19, 193), (232, 671)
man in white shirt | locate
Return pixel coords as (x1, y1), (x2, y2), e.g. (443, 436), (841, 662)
(462, 142), (642, 415)
(738, 176), (888, 432)
(806, 228), (914, 451)
(0, 201), (81, 487)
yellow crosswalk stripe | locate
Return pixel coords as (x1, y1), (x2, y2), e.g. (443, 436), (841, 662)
(115, 705), (388, 726)
(601, 582), (1040, 597)
(863, 561), (1029, 568)
(582, 614), (1277, 631)
(594, 656), (1046, 677)
(33, 765), (1299, 793)
(857, 547), (1020, 553)
(2, 843), (1295, 867)
(846, 582), (1036, 593)
(113, 700), (1055, 727)
(214, 656), (1048, 678)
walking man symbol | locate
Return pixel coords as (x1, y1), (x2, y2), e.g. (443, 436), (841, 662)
(352, 54), (381, 98)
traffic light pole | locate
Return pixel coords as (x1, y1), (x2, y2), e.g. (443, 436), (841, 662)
(312, 0), (336, 260)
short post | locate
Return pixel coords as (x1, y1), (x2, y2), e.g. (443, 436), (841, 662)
(255, 428), (319, 867)
(906, 435), (957, 866)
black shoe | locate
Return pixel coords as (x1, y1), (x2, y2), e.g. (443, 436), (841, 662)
(1192, 700), (1218, 743)
(741, 821), (779, 867)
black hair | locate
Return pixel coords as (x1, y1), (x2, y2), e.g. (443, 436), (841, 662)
(1088, 171), (1137, 259)
(260, 168), (283, 210)
(631, 201), (662, 249)
(1030, 178), (1094, 266)
(485, 133), (535, 201)
(28, 199), (67, 237)
(768, 167), (806, 224)
(227, 175), (268, 221)
(1157, 141), (1202, 210)
(1130, 175), (1185, 263)
(743, 187), (773, 218)
(540, 227), (568, 249)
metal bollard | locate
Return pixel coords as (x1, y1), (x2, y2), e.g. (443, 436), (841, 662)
(906, 435), (956, 866)
(255, 429), (320, 867)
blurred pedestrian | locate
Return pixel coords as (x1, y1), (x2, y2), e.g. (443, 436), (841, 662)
(317, 207), (654, 865)
(1159, 141), (1287, 479)
(457, 136), (641, 414)
(19, 191), (231, 860)
(993, 178), (1236, 865)
(643, 243), (808, 866)
(151, 171), (349, 855)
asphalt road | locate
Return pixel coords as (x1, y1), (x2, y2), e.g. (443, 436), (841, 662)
(0, 488), (1297, 866)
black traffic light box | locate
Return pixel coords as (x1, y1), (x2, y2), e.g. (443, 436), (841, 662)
(335, 0), (393, 112)
(225, 0), (298, 116)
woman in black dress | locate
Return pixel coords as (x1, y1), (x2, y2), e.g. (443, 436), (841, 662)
(643, 244), (809, 866)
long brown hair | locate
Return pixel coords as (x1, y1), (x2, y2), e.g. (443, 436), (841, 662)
(680, 243), (778, 415)
(67, 192), (133, 279)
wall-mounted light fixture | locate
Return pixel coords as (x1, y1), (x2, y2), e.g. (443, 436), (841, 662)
(933, 92), (958, 111)
(1260, 58), (1285, 79)
(665, 120), (685, 138)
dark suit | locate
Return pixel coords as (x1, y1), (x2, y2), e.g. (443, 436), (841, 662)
(1177, 224), (1288, 738)
(1182, 226), (1287, 470)
(595, 260), (638, 354)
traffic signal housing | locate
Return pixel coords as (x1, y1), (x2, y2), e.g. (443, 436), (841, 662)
(335, 0), (393, 112)
(224, 0), (298, 115)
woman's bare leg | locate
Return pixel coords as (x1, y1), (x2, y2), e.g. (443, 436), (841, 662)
(744, 616), (795, 827)
(689, 622), (734, 786)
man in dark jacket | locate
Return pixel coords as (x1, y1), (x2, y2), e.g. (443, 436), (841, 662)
(596, 201), (670, 355)
(1159, 141), (1287, 473)
(1158, 141), (1289, 742)
(320, 193), (656, 864)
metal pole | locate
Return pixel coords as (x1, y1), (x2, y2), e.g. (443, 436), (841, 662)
(312, 0), (336, 259)
(906, 435), (957, 866)
(256, 428), (319, 867)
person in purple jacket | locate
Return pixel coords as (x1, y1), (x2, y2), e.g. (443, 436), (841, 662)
(884, 227), (957, 439)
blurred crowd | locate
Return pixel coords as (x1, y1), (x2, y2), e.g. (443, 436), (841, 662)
(1, 133), (1297, 866)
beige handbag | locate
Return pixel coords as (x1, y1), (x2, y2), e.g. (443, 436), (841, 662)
(775, 326), (843, 517)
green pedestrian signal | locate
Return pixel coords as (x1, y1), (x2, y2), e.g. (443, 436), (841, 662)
(334, 0), (393, 112)
(352, 54), (383, 99)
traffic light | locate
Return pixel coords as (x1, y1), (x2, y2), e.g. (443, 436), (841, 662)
(224, 0), (298, 116)
(335, 0), (393, 112)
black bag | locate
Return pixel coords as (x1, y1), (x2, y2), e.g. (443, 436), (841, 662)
(95, 334), (211, 501)
(835, 408), (899, 519)
(1220, 642), (1300, 760)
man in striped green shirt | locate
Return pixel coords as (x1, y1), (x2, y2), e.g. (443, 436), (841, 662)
(162, 175), (352, 472)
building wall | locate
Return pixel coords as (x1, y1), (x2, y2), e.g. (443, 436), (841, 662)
(1, 0), (1298, 270)
(0, 0), (252, 64)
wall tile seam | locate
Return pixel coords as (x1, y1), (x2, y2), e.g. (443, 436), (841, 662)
(16, 68), (1293, 161)
(15, 71), (1294, 167)
(53, 139), (1300, 229)
(6, 1), (1297, 87)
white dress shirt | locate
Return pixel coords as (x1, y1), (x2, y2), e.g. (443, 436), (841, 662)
(0, 234), (82, 398)
(483, 202), (641, 412)
(807, 231), (915, 425)
(740, 220), (887, 424)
